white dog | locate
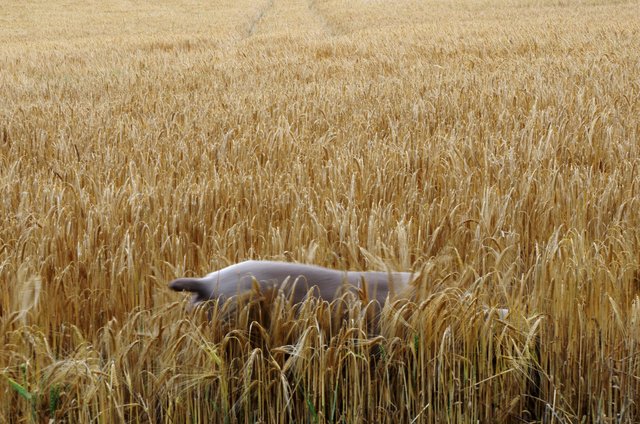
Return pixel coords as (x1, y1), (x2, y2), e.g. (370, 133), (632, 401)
(169, 260), (415, 307)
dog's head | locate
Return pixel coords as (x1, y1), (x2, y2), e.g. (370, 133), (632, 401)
(168, 277), (215, 306)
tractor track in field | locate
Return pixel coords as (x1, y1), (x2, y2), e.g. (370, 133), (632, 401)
(244, 0), (335, 39)
(307, 0), (336, 37)
(246, 0), (275, 38)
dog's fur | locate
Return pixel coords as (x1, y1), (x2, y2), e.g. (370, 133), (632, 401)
(169, 260), (415, 306)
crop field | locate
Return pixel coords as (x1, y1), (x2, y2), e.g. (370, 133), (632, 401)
(1, 0), (639, 422)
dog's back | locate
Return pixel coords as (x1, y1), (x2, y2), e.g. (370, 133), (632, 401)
(169, 260), (414, 306)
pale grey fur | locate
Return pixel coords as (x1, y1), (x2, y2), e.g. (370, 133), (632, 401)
(169, 260), (414, 306)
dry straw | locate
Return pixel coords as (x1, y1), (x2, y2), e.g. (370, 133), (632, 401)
(1, 0), (639, 421)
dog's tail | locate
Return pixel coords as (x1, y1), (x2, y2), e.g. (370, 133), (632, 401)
(169, 278), (211, 303)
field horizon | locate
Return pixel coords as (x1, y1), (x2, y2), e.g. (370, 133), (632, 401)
(1, 0), (640, 422)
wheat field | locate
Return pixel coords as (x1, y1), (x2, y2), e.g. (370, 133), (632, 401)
(1, 0), (639, 422)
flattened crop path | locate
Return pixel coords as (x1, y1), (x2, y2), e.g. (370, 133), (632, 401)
(247, 0), (333, 38)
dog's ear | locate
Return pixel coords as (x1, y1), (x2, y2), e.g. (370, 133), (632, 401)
(169, 278), (212, 302)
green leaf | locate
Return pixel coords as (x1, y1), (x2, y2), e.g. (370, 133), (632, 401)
(4, 375), (33, 402)
(49, 385), (61, 415)
(329, 381), (338, 423)
(306, 396), (318, 423)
